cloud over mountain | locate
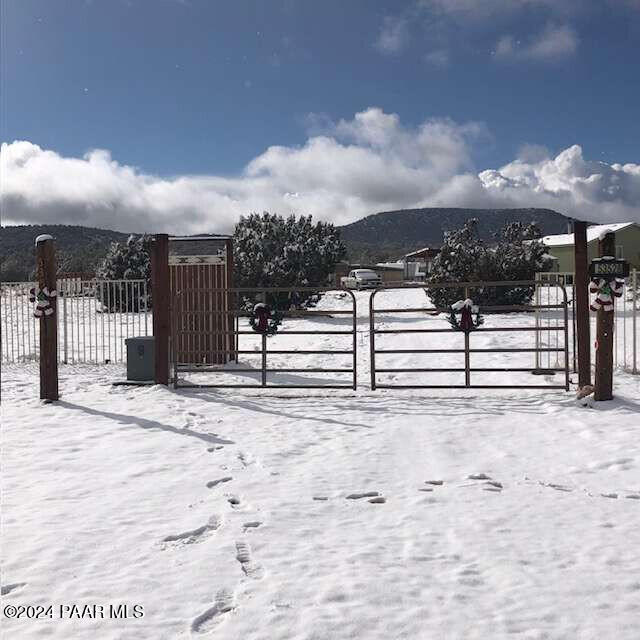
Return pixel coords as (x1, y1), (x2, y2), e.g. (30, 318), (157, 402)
(1, 108), (638, 234)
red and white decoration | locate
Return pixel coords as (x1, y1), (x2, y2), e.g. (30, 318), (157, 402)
(589, 278), (624, 312)
(30, 286), (57, 318)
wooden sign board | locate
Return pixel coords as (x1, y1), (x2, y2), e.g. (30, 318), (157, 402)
(589, 258), (629, 279)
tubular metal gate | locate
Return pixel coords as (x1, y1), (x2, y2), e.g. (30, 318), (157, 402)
(369, 281), (570, 390)
(172, 287), (357, 389)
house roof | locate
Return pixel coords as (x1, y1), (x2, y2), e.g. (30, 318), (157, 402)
(541, 222), (637, 247)
(404, 246), (439, 258)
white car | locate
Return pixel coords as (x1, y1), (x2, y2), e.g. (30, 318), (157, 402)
(340, 269), (382, 290)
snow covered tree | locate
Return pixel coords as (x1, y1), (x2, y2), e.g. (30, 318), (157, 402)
(233, 212), (346, 307)
(426, 219), (551, 309)
(96, 235), (152, 311)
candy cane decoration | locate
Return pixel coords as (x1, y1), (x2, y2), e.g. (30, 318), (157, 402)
(589, 278), (624, 312)
(30, 286), (58, 318)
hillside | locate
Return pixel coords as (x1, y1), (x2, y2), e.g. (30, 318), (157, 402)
(1, 224), (129, 281)
(1, 208), (575, 281)
(339, 207), (573, 262)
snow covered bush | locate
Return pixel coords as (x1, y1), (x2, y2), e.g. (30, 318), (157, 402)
(233, 212), (346, 307)
(426, 219), (551, 309)
(96, 235), (152, 311)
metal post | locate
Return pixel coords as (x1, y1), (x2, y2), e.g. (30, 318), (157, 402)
(351, 292), (357, 390)
(369, 290), (376, 390)
(464, 332), (470, 387)
(633, 269), (637, 374)
(261, 332), (267, 387)
(562, 286), (570, 390)
(62, 280), (68, 363)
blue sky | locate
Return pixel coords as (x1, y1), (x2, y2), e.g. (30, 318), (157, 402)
(1, 0), (639, 233)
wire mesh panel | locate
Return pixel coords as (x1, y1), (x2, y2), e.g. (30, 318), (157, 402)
(369, 281), (570, 390)
(0, 279), (150, 364)
(536, 270), (638, 375)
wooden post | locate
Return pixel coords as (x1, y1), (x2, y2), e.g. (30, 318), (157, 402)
(594, 232), (615, 401)
(573, 220), (591, 388)
(36, 235), (59, 401)
(151, 234), (170, 385)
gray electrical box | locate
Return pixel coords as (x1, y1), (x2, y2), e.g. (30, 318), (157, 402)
(125, 336), (155, 381)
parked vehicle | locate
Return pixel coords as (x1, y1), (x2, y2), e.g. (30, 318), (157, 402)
(340, 269), (382, 290)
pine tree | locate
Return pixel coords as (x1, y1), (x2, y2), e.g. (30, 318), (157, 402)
(426, 219), (551, 309)
(96, 235), (152, 311)
(233, 212), (346, 307)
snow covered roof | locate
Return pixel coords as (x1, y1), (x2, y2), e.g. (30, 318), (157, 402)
(404, 247), (439, 259)
(541, 223), (637, 247)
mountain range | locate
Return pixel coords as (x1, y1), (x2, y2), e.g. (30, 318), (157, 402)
(1, 208), (574, 281)
(339, 207), (573, 262)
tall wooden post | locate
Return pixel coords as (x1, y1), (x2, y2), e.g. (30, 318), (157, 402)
(573, 220), (591, 388)
(151, 234), (170, 385)
(36, 235), (59, 401)
(594, 232), (615, 401)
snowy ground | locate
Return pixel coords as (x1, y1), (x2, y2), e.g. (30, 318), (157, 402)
(2, 290), (640, 640)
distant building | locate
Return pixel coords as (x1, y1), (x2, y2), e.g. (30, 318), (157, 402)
(402, 247), (440, 280)
(540, 222), (640, 272)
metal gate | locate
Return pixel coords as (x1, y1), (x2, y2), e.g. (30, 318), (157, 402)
(172, 286), (357, 389)
(369, 281), (570, 390)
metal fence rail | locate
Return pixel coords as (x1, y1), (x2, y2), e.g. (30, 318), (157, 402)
(0, 279), (151, 364)
(536, 269), (638, 375)
(172, 286), (357, 389)
(370, 281), (570, 390)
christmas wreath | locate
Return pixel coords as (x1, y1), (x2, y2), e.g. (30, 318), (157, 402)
(249, 302), (282, 336)
(448, 298), (484, 333)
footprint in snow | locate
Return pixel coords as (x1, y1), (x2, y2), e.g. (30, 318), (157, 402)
(207, 477), (233, 489)
(468, 473), (491, 480)
(1, 582), (26, 596)
(162, 515), (222, 547)
(346, 491), (379, 500)
(368, 496), (386, 504)
(313, 496), (329, 501)
(425, 480), (444, 486)
(235, 541), (264, 579)
(191, 589), (235, 634)
(540, 482), (573, 493)
(243, 521), (262, 531)
(626, 494), (640, 500)
(207, 445), (224, 453)
(238, 452), (257, 467)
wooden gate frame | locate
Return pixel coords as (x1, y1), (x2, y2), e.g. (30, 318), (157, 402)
(369, 281), (570, 391)
(172, 286), (357, 389)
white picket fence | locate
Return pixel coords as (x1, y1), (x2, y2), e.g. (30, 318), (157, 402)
(0, 279), (151, 364)
(535, 270), (638, 375)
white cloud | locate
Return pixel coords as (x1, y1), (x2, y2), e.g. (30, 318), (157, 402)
(496, 23), (578, 60)
(375, 16), (409, 54)
(424, 49), (450, 66)
(479, 145), (640, 222)
(1, 109), (638, 234)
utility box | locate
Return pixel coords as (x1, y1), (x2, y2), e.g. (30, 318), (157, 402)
(125, 336), (155, 381)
